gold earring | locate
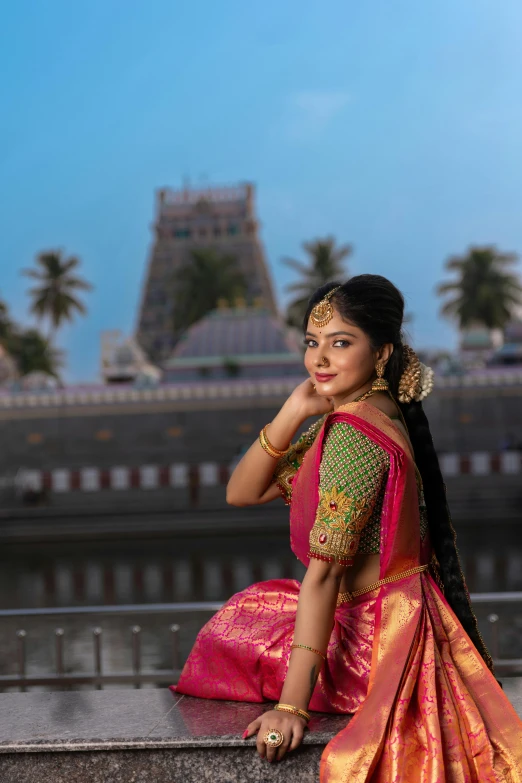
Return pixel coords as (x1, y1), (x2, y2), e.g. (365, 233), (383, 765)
(371, 360), (389, 393)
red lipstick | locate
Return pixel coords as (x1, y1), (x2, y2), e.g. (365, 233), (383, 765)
(315, 373), (336, 383)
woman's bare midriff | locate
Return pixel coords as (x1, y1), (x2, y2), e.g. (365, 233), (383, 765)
(340, 552), (381, 594)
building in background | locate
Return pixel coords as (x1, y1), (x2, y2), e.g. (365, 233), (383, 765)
(162, 301), (305, 382)
(100, 330), (162, 385)
(136, 183), (277, 363)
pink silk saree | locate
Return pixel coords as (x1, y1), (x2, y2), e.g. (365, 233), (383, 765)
(173, 401), (522, 782)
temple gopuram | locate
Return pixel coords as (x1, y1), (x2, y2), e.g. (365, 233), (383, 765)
(136, 183), (277, 363)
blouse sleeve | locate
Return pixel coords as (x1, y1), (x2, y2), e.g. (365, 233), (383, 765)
(308, 421), (390, 566)
(272, 416), (326, 505)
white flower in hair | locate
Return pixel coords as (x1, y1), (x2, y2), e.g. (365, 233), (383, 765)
(415, 363), (435, 401)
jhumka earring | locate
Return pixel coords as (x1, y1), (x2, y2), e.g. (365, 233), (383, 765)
(309, 286), (341, 328)
(371, 360), (389, 393)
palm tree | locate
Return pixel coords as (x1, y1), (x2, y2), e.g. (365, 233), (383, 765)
(283, 237), (352, 328)
(436, 245), (522, 330)
(172, 248), (247, 333)
(22, 250), (93, 343)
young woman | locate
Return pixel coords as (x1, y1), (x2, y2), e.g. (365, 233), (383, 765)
(172, 275), (522, 781)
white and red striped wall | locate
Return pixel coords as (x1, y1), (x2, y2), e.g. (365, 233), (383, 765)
(7, 451), (522, 493)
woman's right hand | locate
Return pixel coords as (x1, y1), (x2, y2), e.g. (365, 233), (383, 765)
(286, 378), (334, 420)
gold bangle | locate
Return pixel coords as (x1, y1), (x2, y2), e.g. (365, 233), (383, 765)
(290, 643), (327, 661)
(274, 703), (310, 722)
(259, 425), (290, 458)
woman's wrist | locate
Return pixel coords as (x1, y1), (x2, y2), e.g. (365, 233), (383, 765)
(264, 401), (308, 451)
(278, 689), (311, 713)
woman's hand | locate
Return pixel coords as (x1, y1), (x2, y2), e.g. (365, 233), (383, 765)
(286, 378), (334, 421)
(243, 708), (307, 762)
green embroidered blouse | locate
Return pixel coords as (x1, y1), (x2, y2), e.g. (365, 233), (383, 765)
(273, 417), (428, 565)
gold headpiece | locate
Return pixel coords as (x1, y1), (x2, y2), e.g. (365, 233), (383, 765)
(309, 286), (341, 328)
(398, 345), (434, 403)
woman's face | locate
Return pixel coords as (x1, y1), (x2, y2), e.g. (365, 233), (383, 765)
(303, 306), (392, 407)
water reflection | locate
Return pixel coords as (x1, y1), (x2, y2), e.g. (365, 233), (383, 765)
(0, 532), (520, 688)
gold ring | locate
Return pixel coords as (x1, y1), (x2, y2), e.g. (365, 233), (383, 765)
(264, 728), (284, 748)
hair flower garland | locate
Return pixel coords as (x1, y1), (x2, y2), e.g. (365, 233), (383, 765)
(397, 345), (435, 403)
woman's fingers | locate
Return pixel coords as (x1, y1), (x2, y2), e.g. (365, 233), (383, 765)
(288, 721), (305, 752)
(255, 721), (267, 759)
(276, 728), (295, 761)
(243, 716), (261, 739)
(248, 711), (307, 762)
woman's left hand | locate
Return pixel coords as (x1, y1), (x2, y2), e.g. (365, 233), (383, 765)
(243, 708), (307, 762)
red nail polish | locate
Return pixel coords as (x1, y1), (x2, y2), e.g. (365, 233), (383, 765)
(242, 730), (248, 739)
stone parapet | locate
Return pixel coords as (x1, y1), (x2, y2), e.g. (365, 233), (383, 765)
(0, 682), (520, 781)
(0, 690), (348, 782)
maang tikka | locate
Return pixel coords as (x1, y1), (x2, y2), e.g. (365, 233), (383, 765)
(310, 286), (341, 328)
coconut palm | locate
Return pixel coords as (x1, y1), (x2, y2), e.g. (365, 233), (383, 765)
(436, 245), (522, 330)
(22, 250), (92, 342)
(172, 248), (247, 333)
(283, 237), (352, 328)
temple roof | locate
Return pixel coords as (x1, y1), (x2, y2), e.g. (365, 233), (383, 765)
(164, 307), (302, 367)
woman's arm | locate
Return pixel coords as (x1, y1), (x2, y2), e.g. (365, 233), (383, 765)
(226, 379), (332, 507)
(225, 397), (305, 507)
(279, 557), (345, 708)
(244, 557), (345, 761)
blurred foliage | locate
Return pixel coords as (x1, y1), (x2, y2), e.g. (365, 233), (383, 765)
(283, 237), (352, 328)
(171, 248), (247, 334)
(436, 245), (522, 330)
(6, 328), (63, 378)
(0, 298), (62, 378)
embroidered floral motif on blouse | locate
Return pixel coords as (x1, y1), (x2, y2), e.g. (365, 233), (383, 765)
(308, 422), (390, 565)
(272, 416), (326, 505)
(274, 416), (429, 552)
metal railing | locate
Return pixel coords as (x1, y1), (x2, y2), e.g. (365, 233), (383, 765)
(0, 595), (521, 690)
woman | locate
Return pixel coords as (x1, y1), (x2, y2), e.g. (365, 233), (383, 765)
(172, 275), (522, 781)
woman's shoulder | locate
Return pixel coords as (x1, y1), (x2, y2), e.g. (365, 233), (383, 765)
(319, 420), (390, 496)
(337, 395), (413, 455)
(322, 419), (390, 466)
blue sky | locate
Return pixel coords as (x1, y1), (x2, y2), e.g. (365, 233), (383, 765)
(1, 0), (522, 382)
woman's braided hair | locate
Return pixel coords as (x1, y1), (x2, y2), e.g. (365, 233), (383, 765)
(303, 274), (492, 669)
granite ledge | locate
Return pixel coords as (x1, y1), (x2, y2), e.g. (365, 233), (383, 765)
(0, 677), (519, 755)
(0, 690), (351, 754)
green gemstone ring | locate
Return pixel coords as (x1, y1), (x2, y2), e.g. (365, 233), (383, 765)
(264, 728), (284, 748)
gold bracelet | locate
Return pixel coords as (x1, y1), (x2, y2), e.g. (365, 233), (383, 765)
(259, 424), (290, 458)
(290, 643), (327, 661)
(274, 703), (310, 722)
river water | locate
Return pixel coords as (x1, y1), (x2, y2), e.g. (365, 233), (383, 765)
(0, 530), (520, 688)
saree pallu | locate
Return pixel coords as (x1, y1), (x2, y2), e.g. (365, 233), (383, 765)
(173, 577), (377, 715)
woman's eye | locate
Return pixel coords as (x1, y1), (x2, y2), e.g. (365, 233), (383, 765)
(303, 339), (318, 348)
(333, 340), (350, 347)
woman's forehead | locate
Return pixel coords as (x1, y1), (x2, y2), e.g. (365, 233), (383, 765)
(306, 309), (361, 334)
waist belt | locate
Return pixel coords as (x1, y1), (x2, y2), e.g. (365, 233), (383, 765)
(336, 563), (429, 607)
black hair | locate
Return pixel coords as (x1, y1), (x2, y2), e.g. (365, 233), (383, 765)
(304, 274), (492, 669)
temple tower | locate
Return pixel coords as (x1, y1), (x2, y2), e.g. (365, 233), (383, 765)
(136, 182), (277, 362)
